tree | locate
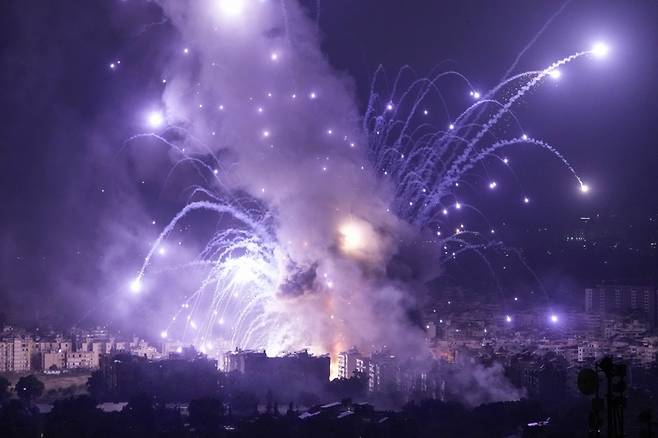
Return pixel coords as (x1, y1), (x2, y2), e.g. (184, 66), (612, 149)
(0, 399), (40, 438)
(45, 395), (100, 438)
(86, 370), (107, 401)
(189, 397), (224, 433)
(122, 393), (158, 437)
(0, 376), (10, 402)
(15, 375), (44, 404)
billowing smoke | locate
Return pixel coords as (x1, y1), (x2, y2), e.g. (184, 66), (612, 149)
(150, 0), (428, 360)
(447, 358), (526, 408)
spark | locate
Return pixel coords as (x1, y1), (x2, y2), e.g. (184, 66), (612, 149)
(505, 315), (512, 323)
(549, 69), (561, 80)
(523, 197), (530, 204)
(550, 314), (559, 324)
(580, 183), (590, 194)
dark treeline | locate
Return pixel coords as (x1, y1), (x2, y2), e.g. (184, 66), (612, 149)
(0, 393), (595, 438)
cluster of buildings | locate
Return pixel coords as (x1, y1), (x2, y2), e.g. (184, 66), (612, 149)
(223, 349), (331, 400)
(328, 284), (658, 403)
(0, 326), (160, 374)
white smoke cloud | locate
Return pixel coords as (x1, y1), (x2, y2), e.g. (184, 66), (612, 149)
(152, 0), (423, 358)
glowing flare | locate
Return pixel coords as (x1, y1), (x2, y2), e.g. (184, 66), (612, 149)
(129, 278), (142, 294)
(549, 69), (561, 80)
(591, 42), (609, 58)
(146, 111), (164, 129)
(580, 183), (590, 193)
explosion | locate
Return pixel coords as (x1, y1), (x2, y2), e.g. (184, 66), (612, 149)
(337, 218), (382, 262)
(123, 0), (609, 368)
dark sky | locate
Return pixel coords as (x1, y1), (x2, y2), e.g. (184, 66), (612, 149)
(1, 0), (657, 325)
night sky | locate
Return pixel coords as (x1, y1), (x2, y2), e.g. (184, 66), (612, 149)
(1, 0), (657, 327)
